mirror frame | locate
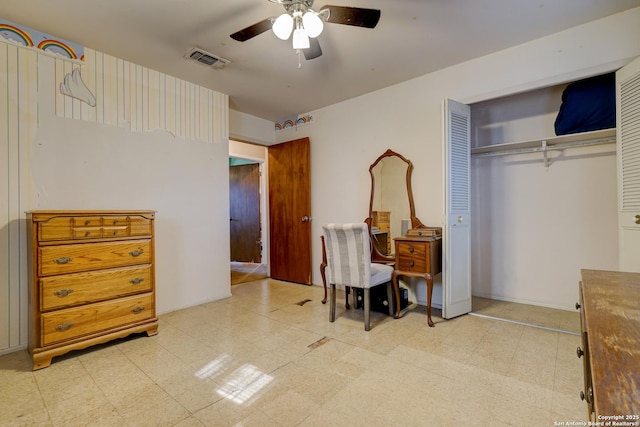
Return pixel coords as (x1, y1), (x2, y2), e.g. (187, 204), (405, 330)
(366, 149), (425, 262)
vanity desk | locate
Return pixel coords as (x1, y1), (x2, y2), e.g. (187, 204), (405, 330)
(320, 148), (444, 326)
(393, 233), (442, 327)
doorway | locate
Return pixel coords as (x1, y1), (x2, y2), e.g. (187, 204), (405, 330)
(229, 156), (267, 285)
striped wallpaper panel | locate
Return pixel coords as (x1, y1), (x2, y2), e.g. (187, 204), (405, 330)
(0, 42), (36, 352)
(54, 49), (228, 144)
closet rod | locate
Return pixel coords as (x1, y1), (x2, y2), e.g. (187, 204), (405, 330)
(471, 136), (616, 158)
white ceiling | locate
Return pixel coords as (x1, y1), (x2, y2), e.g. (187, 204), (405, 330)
(1, 0), (640, 122)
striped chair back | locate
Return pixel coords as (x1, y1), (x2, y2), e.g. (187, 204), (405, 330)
(322, 223), (372, 289)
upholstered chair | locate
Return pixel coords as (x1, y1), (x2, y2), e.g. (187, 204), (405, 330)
(322, 223), (394, 331)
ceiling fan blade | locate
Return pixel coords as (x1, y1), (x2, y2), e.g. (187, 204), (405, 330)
(230, 18), (274, 42)
(319, 5), (381, 28)
(304, 38), (323, 60)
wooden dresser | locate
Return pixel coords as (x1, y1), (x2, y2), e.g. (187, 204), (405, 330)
(577, 269), (640, 420)
(392, 235), (442, 327)
(26, 210), (158, 370)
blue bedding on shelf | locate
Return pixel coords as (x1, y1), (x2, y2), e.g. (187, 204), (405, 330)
(554, 73), (616, 136)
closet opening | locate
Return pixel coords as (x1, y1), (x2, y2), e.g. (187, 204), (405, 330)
(468, 75), (618, 334)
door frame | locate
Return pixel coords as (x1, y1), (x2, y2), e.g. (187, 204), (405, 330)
(229, 140), (269, 272)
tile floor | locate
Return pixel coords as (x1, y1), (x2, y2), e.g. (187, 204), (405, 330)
(1, 279), (588, 426)
(471, 296), (581, 334)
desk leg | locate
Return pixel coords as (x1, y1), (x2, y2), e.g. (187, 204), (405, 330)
(392, 270), (401, 319)
(320, 263), (327, 304)
(426, 274), (434, 327)
(320, 236), (328, 304)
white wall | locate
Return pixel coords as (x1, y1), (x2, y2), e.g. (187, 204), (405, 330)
(0, 42), (233, 354)
(230, 110), (275, 146)
(278, 7), (640, 310)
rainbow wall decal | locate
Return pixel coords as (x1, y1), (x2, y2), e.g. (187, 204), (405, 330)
(38, 39), (78, 59)
(275, 113), (313, 131)
(0, 18), (84, 60)
(0, 23), (34, 46)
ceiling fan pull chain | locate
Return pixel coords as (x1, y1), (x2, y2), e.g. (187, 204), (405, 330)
(297, 49), (302, 69)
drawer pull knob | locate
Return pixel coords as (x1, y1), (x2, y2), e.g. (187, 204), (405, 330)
(53, 257), (73, 264)
(575, 302), (580, 310)
(409, 260), (414, 267)
(85, 220), (91, 225)
(131, 306), (145, 314)
(55, 322), (74, 331)
(54, 289), (74, 297)
(636, 214), (640, 224)
(580, 391), (585, 401)
(129, 249), (144, 257)
(130, 277), (145, 285)
(85, 231), (90, 237)
(577, 346), (584, 358)
(409, 247), (414, 253)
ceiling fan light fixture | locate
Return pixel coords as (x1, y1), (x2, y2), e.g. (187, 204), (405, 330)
(302, 11), (323, 38)
(292, 27), (310, 49)
(272, 13), (293, 40)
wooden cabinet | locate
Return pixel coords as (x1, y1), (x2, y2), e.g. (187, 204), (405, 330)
(26, 210), (158, 370)
(577, 269), (640, 419)
(392, 235), (442, 327)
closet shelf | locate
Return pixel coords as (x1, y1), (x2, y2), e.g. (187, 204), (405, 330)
(471, 128), (616, 158)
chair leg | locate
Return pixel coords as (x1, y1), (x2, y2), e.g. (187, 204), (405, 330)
(329, 284), (336, 322)
(345, 286), (351, 309)
(364, 288), (371, 331)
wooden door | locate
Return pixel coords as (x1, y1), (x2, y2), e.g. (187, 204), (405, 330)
(443, 99), (472, 319)
(617, 56), (640, 272)
(229, 163), (262, 263)
(268, 137), (312, 285)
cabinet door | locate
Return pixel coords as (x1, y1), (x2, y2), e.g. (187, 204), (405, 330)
(443, 99), (472, 319)
(617, 56), (640, 272)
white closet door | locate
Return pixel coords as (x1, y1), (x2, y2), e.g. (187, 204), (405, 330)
(443, 99), (472, 319)
(617, 56), (640, 272)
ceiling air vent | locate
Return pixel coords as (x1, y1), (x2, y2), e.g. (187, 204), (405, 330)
(184, 48), (230, 70)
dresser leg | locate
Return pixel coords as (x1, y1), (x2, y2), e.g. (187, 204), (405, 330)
(145, 324), (159, 337)
(32, 356), (52, 371)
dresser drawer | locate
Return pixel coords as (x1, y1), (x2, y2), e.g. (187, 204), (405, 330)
(40, 265), (153, 311)
(72, 227), (103, 239)
(102, 226), (129, 238)
(38, 214), (153, 241)
(41, 293), (154, 346)
(39, 239), (151, 276)
(38, 216), (74, 241)
(129, 216), (153, 236)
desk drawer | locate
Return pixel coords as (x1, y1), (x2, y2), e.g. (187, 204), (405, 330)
(41, 293), (154, 346)
(396, 242), (427, 272)
(39, 239), (151, 276)
(40, 265), (153, 311)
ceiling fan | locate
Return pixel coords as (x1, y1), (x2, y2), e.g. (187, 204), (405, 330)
(230, 0), (381, 61)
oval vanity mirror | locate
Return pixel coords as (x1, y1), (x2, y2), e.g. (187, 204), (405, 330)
(367, 149), (425, 261)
